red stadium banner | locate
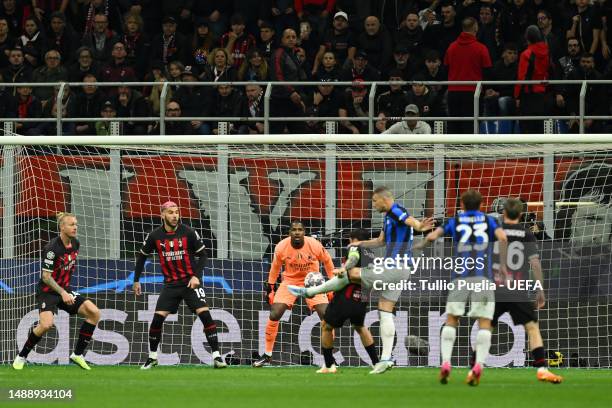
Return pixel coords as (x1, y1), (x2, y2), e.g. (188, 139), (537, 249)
(14, 155), (581, 220)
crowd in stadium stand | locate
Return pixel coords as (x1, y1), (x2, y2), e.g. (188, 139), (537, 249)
(0, 0), (610, 135)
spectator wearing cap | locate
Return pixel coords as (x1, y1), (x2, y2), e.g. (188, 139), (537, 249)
(68, 46), (99, 82)
(376, 70), (410, 128)
(174, 65), (211, 135)
(339, 79), (369, 134)
(514, 25), (551, 134)
(1, 47), (33, 89)
(257, 20), (277, 61)
(477, 4), (498, 62)
(200, 47), (236, 82)
(149, 99), (192, 135)
(395, 12), (424, 59)
(17, 17), (47, 68)
(423, 2), (460, 59)
(150, 16), (187, 65)
(0, 17), (14, 69)
(445, 17), (492, 134)
(100, 41), (137, 86)
(483, 42), (519, 133)
(383, 104), (432, 134)
(312, 11), (356, 76)
(295, 0), (335, 38)
(237, 48), (270, 81)
(82, 12), (120, 64)
(189, 17), (215, 69)
(211, 83), (244, 134)
(356, 16), (393, 72)
(383, 44), (419, 80)
(121, 12), (150, 80)
(220, 13), (257, 69)
(340, 49), (380, 82)
(407, 73), (445, 119)
(238, 83), (265, 134)
(111, 82), (150, 135)
(95, 99), (117, 136)
(312, 50), (340, 80)
(32, 49), (68, 102)
(270, 28), (308, 134)
(47, 11), (79, 64)
(74, 73), (105, 136)
(498, 0), (536, 50)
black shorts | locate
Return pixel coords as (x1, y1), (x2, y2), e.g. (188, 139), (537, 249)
(37, 290), (87, 315)
(155, 284), (208, 314)
(493, 301), (537, 326)
(324, 292), (366, 328)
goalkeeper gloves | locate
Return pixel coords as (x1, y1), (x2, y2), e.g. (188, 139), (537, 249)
(264, 282), (276, 305)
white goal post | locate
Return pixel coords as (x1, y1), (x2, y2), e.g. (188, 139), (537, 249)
(1, 133), (611, 368)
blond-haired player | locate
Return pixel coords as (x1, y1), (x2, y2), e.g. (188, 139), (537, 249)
(13, 213), (101, 370)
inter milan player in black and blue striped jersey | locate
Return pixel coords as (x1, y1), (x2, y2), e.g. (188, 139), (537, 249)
(417, 189), (507, 386)
(290, 186), (434, 374)
(133, 201), (227, 370)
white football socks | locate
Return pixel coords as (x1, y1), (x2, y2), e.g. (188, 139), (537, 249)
(379, 311), (396, 361)
(475, 329), (492, 366)
(440, 325), (457, 364)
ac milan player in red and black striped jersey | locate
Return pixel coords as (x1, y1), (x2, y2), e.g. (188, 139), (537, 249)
(133, 201), (227, 369)
(13, 212), (101, 371)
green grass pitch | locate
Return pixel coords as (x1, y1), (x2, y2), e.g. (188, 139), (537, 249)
(1, 366), (611, 408)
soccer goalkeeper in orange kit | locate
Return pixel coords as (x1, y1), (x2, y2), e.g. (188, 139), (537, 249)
(252, 220), (335, 367)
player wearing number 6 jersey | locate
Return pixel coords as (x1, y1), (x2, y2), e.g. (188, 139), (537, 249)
(133, 201), (226, 369)
(476, 198), (562, 383)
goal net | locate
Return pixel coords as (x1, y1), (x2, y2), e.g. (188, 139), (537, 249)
(1, 137), (611, 368)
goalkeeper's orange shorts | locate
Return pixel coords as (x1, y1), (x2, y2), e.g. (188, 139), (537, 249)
(273, 281), (328, 310)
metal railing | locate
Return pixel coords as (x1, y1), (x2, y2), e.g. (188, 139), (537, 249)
(1, 80), (610, 135)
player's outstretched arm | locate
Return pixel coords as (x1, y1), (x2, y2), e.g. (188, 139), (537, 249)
(356, 230), (385, 249)
(413, 227), (444, 250)
(406, 216), (435, 232)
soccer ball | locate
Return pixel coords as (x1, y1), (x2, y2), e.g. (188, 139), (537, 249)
(304, 272), (325, 288)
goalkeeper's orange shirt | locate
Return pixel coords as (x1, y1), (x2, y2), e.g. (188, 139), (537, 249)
(268, 236), (335, 285)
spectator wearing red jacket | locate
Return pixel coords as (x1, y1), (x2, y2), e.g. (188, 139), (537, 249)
(514, 25), (551, 134)
(444, 17), (492, 134)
